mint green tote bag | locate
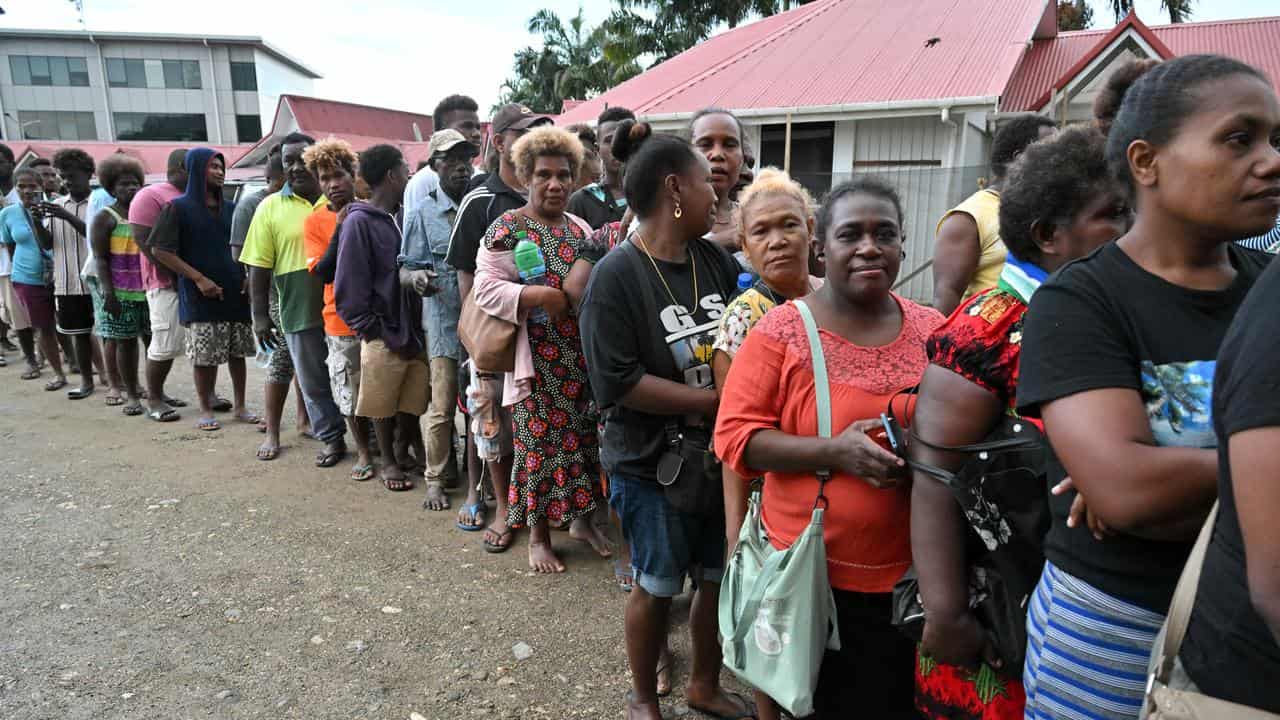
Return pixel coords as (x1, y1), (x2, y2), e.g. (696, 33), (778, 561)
(718, 299), (841, 718)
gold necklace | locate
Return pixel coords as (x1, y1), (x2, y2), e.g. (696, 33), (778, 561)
(634, 232), (697, 309)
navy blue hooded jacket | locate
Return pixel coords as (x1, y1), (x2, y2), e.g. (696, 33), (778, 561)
(150, 148), (249, 325)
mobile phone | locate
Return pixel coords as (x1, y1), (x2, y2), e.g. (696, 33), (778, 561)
(879, 413), (904, 457)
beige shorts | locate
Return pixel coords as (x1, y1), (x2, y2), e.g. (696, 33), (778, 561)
(356, 339), (430, 419)
(146, 287), (185, 362)
(0, 275), (31, 331)
(326, 334), (361, 417)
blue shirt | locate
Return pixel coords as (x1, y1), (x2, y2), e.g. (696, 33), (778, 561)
(400, 188), (462, 361)
(0, 204), (49, 285)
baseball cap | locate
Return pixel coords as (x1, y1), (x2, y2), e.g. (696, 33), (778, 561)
(491, 104), (553, 134)
(428, 129), (474, 157)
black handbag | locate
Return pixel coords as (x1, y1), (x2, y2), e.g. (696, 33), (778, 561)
(657, 420), (724, 515)
(890, 409), (1050, 672)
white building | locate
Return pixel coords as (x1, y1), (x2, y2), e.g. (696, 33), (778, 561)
(0, 28), (320, 145)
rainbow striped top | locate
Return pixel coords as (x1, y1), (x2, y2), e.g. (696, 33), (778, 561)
(103, 206), (145, 301)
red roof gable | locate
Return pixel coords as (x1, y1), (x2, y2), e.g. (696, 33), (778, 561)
(558, 0), (1053, 125)
(283, 95), (433, 142)
(1002, 14), (1280, 111)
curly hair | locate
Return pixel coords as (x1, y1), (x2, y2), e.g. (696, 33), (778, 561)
(97, 153), (145, 194)
(511, 126), (584, 186)
(991, 115), (1057, 178)
(999, 125), (1117, 264)
(52, 147), (95, 175)
(737, 167), (814, 223)
(303, 136), (358, 177)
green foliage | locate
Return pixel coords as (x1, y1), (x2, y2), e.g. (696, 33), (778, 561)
(1057, 0), (1093, 31)
(1107, 0), (1194, 23)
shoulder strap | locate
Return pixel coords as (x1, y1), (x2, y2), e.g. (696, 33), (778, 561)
(794, 299), (834, 506)
(1151, 502), (1219, 683)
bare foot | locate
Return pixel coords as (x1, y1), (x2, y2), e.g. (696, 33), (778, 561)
(657, 645), (674, 697)
(381, 464), (414, 491)
(528, 541), (565, 574)
(625, 692), (663, 720)
(569, 515), (613, 558)
(423, 480), (450, 511)
(256, 439), (280, 461)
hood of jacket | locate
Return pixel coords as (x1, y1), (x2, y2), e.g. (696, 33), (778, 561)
(180, 147), (224, 206)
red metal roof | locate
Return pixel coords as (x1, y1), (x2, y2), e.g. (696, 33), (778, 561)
(14, 141), (250, 176)
(557, 0), (1053, 125)
(1002, 14), (1280, 111)
(283, 95), (433, 142)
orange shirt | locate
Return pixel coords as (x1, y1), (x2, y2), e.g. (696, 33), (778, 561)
(302, 206), (353, 337)
(715, 297), (944, 593)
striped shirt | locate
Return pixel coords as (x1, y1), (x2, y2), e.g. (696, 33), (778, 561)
(1236, 215), (1280, 253)
(48, 194), (91, 296)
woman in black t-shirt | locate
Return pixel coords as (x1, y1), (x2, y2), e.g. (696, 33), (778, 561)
(579, 122), (749, 720)
(1016, 54), (1280, 720)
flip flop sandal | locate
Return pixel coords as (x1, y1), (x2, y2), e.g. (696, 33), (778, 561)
(350, 464), (375, 482)
(104, 395), (125, 406)
(0, 355), (6, 367)
(163, 396), (188, 408)
(122, 403), (145, 417)
(381, 474), (415, 491)
(455, 502), (486, 531)
(257, 444), (280, 461)
(67, 387), (93, 400)
(211, 397), (233, 412)
(315, 448), (347, 468)
(20, 367), (40, 380)
(234, 411), (263, 425)
(483, 526), (514, 554)
(147, 408), (180, 423)
(195, 417), (221, 431)
(688, 690), (757, 720)
(44, 378), (68, 391)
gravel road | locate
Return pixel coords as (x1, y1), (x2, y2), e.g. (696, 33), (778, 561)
(0, 358), (711, 719)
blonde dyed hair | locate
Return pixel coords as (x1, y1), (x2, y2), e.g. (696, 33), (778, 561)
(302, 136), (358, 177)
(737, 167), (815, 234)
(511, 126), (584, 186)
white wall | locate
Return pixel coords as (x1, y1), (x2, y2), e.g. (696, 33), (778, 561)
(253, 49), (314, 123)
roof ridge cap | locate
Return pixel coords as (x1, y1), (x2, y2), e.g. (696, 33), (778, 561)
(638, 0), (843, 112)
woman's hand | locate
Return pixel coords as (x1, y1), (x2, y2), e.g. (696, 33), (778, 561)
(830, 419), (906, 487)
(921, 612), (1001, 670)
(1053, 476), (1112, 541)
(540, 286), (570, 322)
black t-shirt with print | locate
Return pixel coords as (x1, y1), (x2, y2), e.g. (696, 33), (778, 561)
(580, 237), (739, 482)
(1016, 242), (1269, 612)
(1181, 256), (1280, 712)
(567, 184), (627, 231)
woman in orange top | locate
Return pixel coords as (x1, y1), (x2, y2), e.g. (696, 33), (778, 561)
(303, 138), (374, 483)
(716, 177), (943, 719)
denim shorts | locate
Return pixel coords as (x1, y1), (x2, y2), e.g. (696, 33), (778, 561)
(609, 473), (725, 598)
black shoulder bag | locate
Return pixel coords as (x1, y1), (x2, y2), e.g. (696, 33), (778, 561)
(887, 391), (1050, 672)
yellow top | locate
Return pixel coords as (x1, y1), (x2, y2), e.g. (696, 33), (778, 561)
(938, 188), (1005, 300)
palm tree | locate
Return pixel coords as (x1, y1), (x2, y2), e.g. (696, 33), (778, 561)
(1107, 0), (1194, 23)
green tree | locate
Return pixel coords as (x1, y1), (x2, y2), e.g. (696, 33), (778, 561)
(602, 0), (819, 66)
(1106, 0), (1194, 23)
(1057, 0), (1093, 30)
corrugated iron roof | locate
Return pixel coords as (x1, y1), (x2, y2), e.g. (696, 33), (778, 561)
(283, 95), (434, 142)
(558, 0), (1052, 125)
(1002, 14), (1280, 111)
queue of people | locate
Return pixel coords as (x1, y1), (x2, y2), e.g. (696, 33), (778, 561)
(2, 54), (1279, 720)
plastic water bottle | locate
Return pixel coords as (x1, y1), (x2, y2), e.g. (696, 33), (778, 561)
(737, 272), (754, 293)
(513, 234), (549, 323)
(254, 341), (274, 370)
(466, 362), (502, 462)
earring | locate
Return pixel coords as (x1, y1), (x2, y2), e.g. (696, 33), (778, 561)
(673, 200), (683, 220)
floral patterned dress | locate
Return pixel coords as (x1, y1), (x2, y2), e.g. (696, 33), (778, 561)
(913, 286), (1039, 720)
(483, 212), (600, 528)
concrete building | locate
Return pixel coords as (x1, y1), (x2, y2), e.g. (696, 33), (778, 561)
(0, 28), (320, 146)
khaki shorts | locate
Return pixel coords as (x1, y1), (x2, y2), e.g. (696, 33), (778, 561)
(0, 276), (31, 331)
(146, 287), (185, 362)
(356, 339), (430, 419)
(326, 334), (361, 417)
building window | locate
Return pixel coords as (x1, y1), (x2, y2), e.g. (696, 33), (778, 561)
(230, 61), (257, 91)
(18, 110), (97, 141)
(760, 121), (836, 197)
(162, 59), (201, 89)
(106, 58), (147, 88)
(9, 55), (90, 87)
(114, 112), (207, 141)
(235, 114), (262, 142)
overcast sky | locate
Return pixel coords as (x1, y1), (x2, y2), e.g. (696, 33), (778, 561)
(5, 0), (1276, 117)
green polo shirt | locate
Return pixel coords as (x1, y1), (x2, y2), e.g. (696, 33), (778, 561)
(239, 185), (328, 334)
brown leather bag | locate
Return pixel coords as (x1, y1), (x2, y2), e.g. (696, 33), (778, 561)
(457, 214), (528, 373)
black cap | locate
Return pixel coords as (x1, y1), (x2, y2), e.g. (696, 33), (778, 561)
(491, 104), (553, 134)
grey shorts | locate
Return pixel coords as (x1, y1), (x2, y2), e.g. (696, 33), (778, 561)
(185, 321), (254, 367)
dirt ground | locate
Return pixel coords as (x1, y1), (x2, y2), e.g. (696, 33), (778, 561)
(0, 357), (713, 720)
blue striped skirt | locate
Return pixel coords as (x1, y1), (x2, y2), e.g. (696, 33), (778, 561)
(1023, 562), (1165, 720)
